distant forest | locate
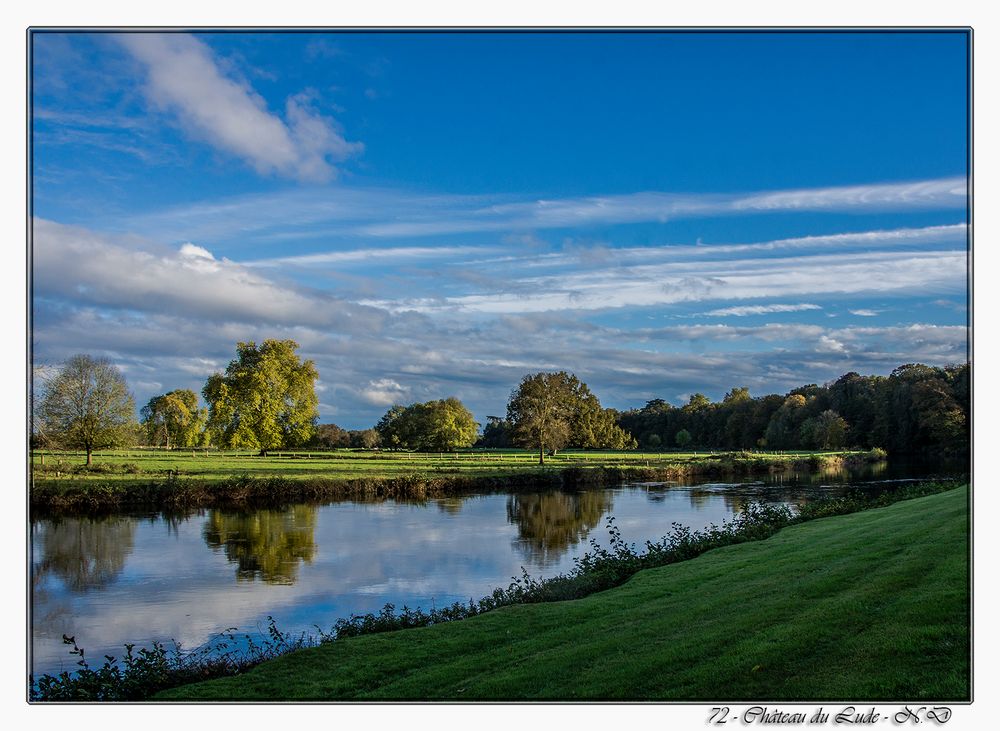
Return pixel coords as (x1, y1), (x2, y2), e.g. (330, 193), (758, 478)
(616, 363), (969, 456)
(477, 363), (969, 457)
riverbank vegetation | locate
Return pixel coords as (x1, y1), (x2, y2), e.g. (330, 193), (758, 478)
(29, 447), (888, 513)
(31, 482), (967, 701)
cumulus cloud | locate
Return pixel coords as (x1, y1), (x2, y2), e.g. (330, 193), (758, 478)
(358, 378), (409, 406)
(849, 309), (880, 317)
(32, 218), (385, 331)
(116, 33), (362, 182)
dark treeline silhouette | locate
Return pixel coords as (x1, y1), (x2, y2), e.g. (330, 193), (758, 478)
(617, 363), (969, 456)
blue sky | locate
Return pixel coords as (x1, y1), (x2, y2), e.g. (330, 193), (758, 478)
(30, 30), (970, 429)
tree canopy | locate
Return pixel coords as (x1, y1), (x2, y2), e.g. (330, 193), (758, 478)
(617, 362), (969, 456)
(203, 340), (319, 452)
(37, 354), (137, 464)
(506, 371), (636, 464)
(141, 389), (207, 449)
(375, 398), (478, 451)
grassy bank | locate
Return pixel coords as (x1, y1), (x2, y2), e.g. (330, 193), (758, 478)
(156, 485), (969, 702)
(30, 447), (885, 513)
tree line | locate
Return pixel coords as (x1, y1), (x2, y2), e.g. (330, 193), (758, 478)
(32, 338), (969, 465)
(616, 363), (969, 456)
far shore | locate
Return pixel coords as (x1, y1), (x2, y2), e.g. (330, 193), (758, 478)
(30, 447), (887, 514)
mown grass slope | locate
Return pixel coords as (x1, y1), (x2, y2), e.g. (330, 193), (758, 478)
(157, 486), (969, 702)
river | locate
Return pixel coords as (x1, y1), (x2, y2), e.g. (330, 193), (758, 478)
(29, 459), (961, 679)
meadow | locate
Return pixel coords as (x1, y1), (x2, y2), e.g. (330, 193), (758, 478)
(31, 446), (879, 483)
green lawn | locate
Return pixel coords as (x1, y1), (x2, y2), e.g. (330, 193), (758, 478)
(156, 485), (969, 701)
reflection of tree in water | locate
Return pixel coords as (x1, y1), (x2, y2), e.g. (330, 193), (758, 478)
(435, 497), (465, 515)
(506, 491), (613, 564)
(33, 517), (137, 592)
(687, 490), (712, 508)
(203, 506), (317, 585)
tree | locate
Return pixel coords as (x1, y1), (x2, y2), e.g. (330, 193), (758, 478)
(140, 389), (206, 449)
(507, 372), (637, 463)
(507, 372), (576, 464)
(37, 354), (137, 465)
(203, 340), (318, 453)
(801, 410), (849, 450)
(374, 398), (479, 452)
(478, 416), (512, 448)
(374, 404), (407, 448)
(571, 398), (637, 451)
(419, 398), (479, 451)
(312, 423), (351, 449)
(675, 429), (692, 449)
(351, 428), (381, 450)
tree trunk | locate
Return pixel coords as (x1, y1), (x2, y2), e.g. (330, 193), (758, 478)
(86, 447), (92, 466)
(538, 441), (544, 465)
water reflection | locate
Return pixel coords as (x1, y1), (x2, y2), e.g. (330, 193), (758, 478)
(506, 490), (613, 564)
(203, 506), (317, 585)
(435, 497), (465, 515)
(32, 516), (137, 592)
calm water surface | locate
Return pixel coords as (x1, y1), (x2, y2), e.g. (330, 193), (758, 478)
(30, 460), (958, 677)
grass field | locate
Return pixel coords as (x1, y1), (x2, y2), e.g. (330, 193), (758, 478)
(31, 447), (875, 484)
(155, 485), (969, 702)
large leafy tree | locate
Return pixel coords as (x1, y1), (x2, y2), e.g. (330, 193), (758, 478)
(37, 354), (137, 464)
(507, 371), (634, 463)
(507, 372), (576, 464)
(421, 398), (479, 451)
(203, 340), (319, 452)
(140, 389), (207, 449)
(374, 398), (478, 452)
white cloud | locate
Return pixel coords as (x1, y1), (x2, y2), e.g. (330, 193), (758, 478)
(116, 34), (361, 182)
(118, 182), (967, 247)
(706, 303), (822, 317)
(32, 218), (385, 331)
(246, 245), (499, 268)
(356, 177), (966, 238)
(849, 309), (880, 317)
(358, 378), (409, 406)
(178, 242), (214, 260)
(370, 250), (967, 314)
(816, 335), (848, 353)
(730, 177), (966, 212)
